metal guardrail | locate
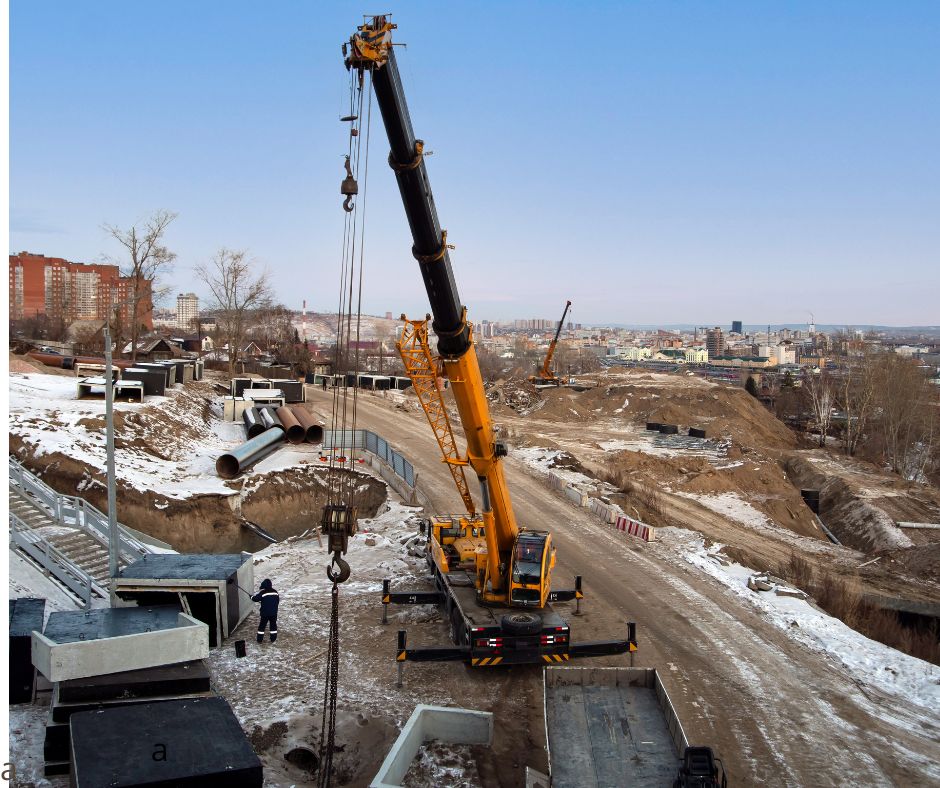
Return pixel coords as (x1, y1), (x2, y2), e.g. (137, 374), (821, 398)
(8, 457), (167, 563)
(9, 513), (101, 608)
(323, 429), (416, 488)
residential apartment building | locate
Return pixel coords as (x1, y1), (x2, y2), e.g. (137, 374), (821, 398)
(9, 252), (152, 330)
(177, 292), (199, 331)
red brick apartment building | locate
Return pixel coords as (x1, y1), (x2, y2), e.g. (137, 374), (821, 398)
(9, 251), (153, 330)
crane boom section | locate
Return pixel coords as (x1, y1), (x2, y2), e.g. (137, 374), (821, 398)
(347, 17), (521, 594)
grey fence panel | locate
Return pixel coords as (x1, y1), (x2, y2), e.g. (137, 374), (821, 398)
(403, 460), (415, 487)
(365, 430), (378, 454)
(377, 437), (388, 462)
(392, 453), (405, 478)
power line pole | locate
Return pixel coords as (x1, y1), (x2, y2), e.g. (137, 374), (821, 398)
(103, 324), (119, 600)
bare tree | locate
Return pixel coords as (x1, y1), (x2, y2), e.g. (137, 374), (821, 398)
(838, 350), (878, 457)
(104, 210), (177, 362)
(872, 353), (938, 479)
(803, 369), (835, 447)
(196, 249), (273, 376)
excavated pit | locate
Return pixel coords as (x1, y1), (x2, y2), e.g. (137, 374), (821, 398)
(11, 443), (386, 553)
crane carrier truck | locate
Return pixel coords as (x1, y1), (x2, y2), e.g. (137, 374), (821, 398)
(344, 16), (636, 671)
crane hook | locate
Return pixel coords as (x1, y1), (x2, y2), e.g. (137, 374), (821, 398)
(341, 154), (359, 213)
(326, 554), (351, 583)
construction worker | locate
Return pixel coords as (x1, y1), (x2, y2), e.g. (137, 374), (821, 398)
(251, 578), (280, 643)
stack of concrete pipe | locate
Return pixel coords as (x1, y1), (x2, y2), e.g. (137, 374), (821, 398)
(220, 403), (324, 479)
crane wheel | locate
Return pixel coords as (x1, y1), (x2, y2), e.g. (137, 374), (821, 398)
(501, 612), (542, 635)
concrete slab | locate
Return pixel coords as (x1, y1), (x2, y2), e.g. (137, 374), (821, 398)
(32, 608), (208, 682)
(118, 554), (247, 580)
(70, 697), (262, 787)
(371, 704), (493, 788)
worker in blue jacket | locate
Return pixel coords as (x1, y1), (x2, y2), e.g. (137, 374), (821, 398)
(251, 578), (280, 643)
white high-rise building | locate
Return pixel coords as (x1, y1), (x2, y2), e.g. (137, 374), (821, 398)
(177, 292), (199, 331)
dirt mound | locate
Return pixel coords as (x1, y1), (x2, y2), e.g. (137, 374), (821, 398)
(602, 448), (821, 538)
(516, 368), (796, 451)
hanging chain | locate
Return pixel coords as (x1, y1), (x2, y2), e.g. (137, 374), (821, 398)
(317, 583), (341, 788)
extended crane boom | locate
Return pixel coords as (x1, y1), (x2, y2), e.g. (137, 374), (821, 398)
(346, 15), (635, 669)
(346, 17), (522, 601)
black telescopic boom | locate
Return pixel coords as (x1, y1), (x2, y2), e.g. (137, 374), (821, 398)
(370, 49), (471, 358)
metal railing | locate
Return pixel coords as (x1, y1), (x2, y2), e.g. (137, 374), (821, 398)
(9, 512), (102, 608)
(8, 457), (170, 563)
(323, 429), (416, 488)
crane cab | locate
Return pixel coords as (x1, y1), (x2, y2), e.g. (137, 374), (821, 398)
(509, 531), (555, 608)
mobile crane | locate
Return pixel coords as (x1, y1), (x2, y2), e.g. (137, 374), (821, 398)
(345, 16), (635, 668)
(529, 300), (572, 386)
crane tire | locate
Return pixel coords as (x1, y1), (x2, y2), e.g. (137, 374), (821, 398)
(501, 612), (542, 635)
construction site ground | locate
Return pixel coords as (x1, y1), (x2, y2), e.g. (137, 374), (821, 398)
(8, 361), (940, 787)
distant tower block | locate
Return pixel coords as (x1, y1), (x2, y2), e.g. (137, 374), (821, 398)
(177, 293), (199, 331)
(706, 327), (724, 358)
(731, 320), (742, 334)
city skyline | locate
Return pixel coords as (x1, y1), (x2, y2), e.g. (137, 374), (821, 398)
(10, 2), (940, 325)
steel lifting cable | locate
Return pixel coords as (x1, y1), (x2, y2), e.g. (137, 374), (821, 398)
(348, 70), (373, 473)
(318, 66), (374, 788)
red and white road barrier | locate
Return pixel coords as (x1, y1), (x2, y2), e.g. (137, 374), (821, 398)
(613, 514), (656, 542)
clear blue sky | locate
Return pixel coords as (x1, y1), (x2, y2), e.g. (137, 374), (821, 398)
(9, 1), (940, 326)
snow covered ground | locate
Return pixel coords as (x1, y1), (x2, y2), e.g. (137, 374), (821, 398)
(9, 372), (325, 501)
(666, 529), (940, 715)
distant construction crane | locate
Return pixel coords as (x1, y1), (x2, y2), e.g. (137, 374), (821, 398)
(528, 300), (572, 386)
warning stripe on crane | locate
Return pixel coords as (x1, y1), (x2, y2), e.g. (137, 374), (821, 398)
(471, 657), (504, 666)
(542, 654), (570, 663)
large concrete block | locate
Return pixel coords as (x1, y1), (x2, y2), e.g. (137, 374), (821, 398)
(32, 608), (208, 682)
(70, 696), (262, 787)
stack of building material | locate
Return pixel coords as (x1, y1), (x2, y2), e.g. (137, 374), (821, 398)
(32, 606), (212, 777)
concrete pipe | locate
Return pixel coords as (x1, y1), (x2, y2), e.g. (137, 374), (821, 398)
(275, 406), (306, 444)
(216, 428), (285, 479)
(242, 407), (266, 439)
(288, 405), (324, 444)
(258, 407), (284, 432)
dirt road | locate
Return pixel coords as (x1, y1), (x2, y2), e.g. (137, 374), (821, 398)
(305, 388), (940, 786)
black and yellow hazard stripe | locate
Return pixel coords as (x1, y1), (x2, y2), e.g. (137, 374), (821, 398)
(382, 595), (390, 603)
(629, 642), (638, 652)
(542, 654), (570, 663)
(470, 656), (503, 666)
(397, 651), (407, 662)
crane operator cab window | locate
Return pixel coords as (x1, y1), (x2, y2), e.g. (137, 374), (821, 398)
(511, 533), (548, 592)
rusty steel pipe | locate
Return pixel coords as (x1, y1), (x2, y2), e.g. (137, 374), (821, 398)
(275, 406), (306, 444)
(288, 405), (324, 444)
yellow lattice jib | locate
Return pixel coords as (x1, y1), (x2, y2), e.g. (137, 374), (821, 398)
(396, 317), (476, 515)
